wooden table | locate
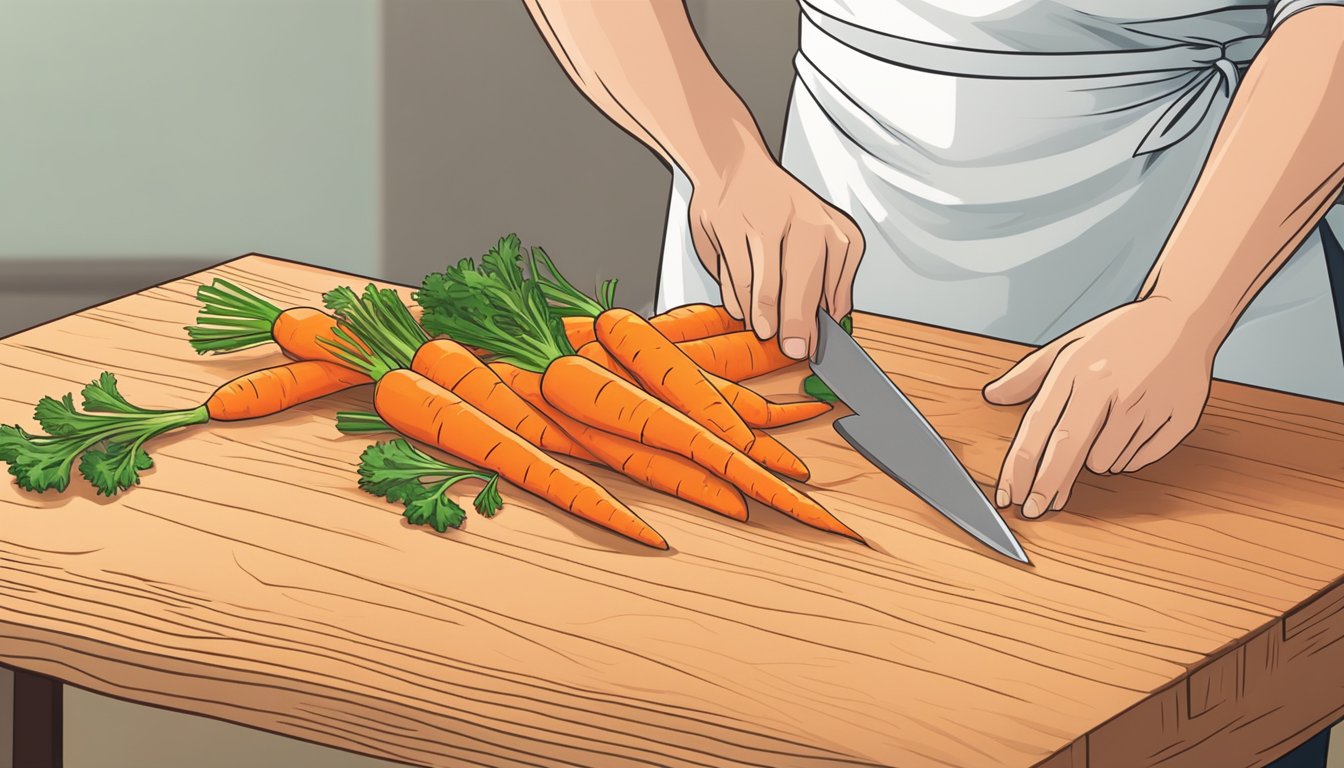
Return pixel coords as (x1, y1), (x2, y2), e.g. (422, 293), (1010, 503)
(2, 255), (1342, 768)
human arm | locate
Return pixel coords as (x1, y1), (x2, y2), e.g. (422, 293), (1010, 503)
(984, 7), (1344, 518)
(521, 0), (863, 355)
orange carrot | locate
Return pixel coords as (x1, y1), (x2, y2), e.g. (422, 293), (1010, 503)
(595, 309), (810, 481)
(562, 316), (597, 349)
(375, 368), (667, 549)
(206, 361), (371, 420)
(411, 340), (597, 462)
(677, 331), (801, 382)
(703, 372), (833, 428)
(493, 362), (748, 522)
(271, 307), (363, 366)
(2, 362), (373, 497)
(187, 278), (372, 369)
(575, 341), (638, 385)
(581, 339), (830, 429)
(649, 303), (744, 341)
(541, 356), (862, 543)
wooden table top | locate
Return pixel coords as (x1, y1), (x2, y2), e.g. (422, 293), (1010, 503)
(1, 255), (1342, 768)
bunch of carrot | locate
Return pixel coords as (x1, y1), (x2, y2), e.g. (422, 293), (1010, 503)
(0, 233), (855, 551)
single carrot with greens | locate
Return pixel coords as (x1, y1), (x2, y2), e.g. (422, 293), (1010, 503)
(649, 304), (745, 341)
(319, 287), (668, 550)
(187, 278), (368, 366)
(676, 330), (801, 382)
(0, 361), (370, 496)
(541, 356), (863, 543)
(595, 308), (810, 481)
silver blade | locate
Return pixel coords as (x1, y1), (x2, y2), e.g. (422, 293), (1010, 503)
(811, 310), (1029, 564)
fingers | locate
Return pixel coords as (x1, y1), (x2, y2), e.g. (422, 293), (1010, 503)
(718, 258), (744, 320)
(983, 338), (1072, 406)
(995, 368), (1073, 510)
(1084, 402), (1139, 474)
(1021, 394), (1109, 518)
(1109, 413), (1166, 472)
(747, 230), (782, 339)
(691, 217), (749, 323)
(823, 217), (864, 320)
(1122, 411), (1199, 472)
(778, 229), (827, 359)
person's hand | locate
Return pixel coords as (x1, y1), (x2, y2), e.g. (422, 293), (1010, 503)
(687, 152), (864, 359)
(982, 297), (1218, 519)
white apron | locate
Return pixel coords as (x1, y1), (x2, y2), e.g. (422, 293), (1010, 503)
(655, 0), (1344, 403)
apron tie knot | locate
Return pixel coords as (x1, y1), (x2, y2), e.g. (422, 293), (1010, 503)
(1134, 39), (1254, 157)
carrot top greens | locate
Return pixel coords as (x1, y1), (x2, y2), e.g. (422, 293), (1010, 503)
(413, 234), (578, 372)
(186, 278), (286, 354)
(801, 314), (854, 403)
(528, 242), (617, 319)
(315, 284), (425, 381)
(320, 283), (429, 374)
(357, 438), (503, 532)
(0, 373), (209, 496)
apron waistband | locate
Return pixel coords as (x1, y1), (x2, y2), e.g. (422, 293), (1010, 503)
(798, 2), (1264, 155)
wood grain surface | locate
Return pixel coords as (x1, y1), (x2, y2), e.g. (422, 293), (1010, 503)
(1, 255), (1342, 768)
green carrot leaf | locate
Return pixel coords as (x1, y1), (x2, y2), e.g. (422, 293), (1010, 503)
(33, 394), (82, 436)
(356, 439), (500, 532)
(413, 234), (573, 372)
(79, 441), (154, 497)
(0, 425), (78, 493)
(802, 375), (841, 404)
(81, 372), (139, 414)
(402, 489), (468, 533)
(800, 314), (854, 404)
(3, 374), (208, 496)
(473, 475), (504, 518)
(185, 278), (285, 355)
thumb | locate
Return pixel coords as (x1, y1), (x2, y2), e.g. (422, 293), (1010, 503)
(984, 340), (1069, 405)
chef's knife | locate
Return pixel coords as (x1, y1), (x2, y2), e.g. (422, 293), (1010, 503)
(810, 310), (1030, 563)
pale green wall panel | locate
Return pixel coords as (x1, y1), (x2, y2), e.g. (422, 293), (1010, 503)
(0, 0), (380, 272)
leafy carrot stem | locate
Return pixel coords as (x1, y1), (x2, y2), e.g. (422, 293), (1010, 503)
(335, 411), (393, 435)
(357, 439), (504, 531)
(0, 373), (209, 495)
(185, 278), (285, 354)
(528, 244), (617, 318)
(413, 234), (571, 372)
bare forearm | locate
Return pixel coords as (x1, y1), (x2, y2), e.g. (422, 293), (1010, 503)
(1141, 8), (1344, 349)
(522, 0), (772, 185)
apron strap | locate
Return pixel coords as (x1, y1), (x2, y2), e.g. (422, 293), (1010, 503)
(1318, 214), (1344, 367)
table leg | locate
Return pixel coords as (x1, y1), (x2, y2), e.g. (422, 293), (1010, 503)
(9, 667), (61, 768)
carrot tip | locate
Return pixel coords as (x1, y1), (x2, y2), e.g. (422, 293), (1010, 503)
(836, 523), (867, 545)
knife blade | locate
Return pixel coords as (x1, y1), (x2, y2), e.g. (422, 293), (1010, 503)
(810, 310), (1030, 564)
